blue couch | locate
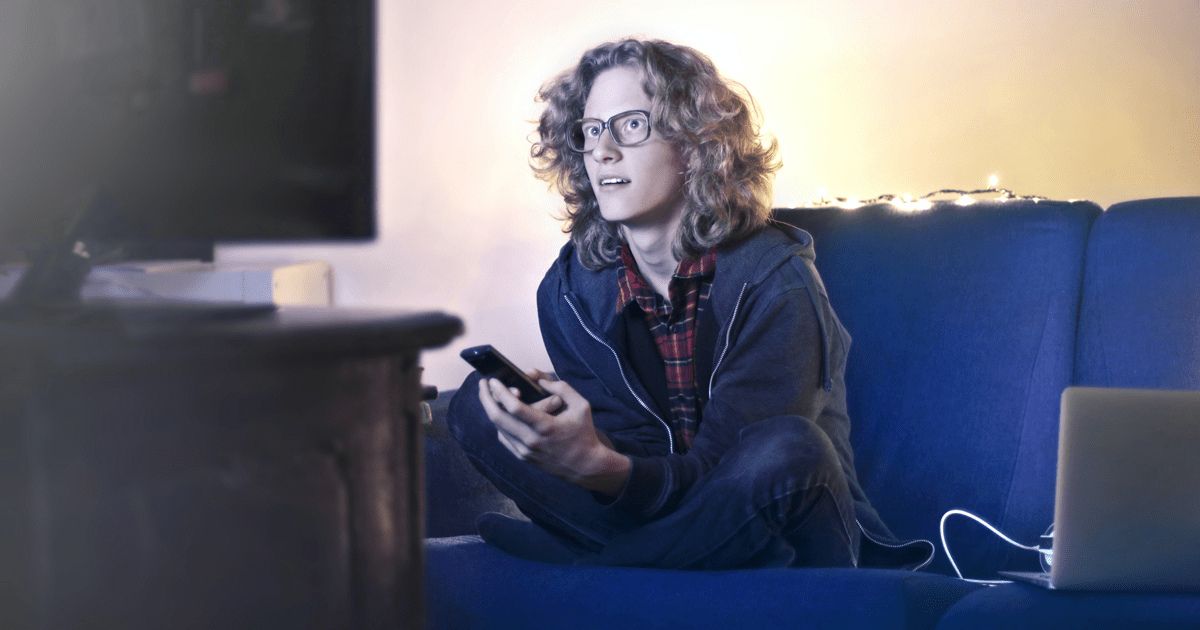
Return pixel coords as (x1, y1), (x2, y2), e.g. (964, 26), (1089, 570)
(421, 196), (1200, 629)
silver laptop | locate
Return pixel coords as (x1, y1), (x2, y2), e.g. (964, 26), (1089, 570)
(1000, 386), (1200, 592)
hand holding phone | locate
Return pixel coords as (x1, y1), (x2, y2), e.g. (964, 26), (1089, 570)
(467, 346), (629, 495)
(460, 345), (549, 403)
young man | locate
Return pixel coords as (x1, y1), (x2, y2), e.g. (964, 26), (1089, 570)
(448, 38), (933, 571)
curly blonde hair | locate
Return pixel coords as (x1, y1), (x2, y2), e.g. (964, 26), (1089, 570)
(530, 38), (781, 270)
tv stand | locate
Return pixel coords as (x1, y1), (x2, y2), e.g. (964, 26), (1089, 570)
(1, 298), (279, 328)
(1, 306), (462, 629)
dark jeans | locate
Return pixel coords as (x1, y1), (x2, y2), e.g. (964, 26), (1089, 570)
(447, 372), (860, 570)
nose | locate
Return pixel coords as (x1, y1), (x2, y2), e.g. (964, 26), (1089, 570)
(590, 128), (620, 162)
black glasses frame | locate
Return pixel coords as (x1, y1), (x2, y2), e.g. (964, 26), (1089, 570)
(567, 110), (652, 153)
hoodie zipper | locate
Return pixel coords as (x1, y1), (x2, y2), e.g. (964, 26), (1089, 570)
(708, 282), (749, 400)
(564, 294), (675, 454)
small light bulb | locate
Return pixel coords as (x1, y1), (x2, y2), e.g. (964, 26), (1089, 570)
(903, 193), (912, 203)
(988, 175), (998, 189)
(817, 187), (828, 201)
(956, 194), (975, 206)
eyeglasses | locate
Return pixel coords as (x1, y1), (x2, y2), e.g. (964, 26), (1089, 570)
(567, 110), (652, 153)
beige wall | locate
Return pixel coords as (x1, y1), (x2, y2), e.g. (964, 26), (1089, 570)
(217, 0), (1200, 389)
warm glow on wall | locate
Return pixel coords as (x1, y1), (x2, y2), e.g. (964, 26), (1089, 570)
(217, 0), (1200, 388)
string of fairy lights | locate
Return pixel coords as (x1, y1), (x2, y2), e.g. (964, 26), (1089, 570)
(800, 175), (1055, 211)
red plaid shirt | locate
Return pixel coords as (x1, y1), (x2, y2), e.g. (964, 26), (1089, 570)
(616, 244), (717, 451)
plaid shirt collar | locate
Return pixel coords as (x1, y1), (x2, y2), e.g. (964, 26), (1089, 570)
(616, 245), (717, 317)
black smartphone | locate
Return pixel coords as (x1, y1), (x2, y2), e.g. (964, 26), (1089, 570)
(460, 345), (550, 403)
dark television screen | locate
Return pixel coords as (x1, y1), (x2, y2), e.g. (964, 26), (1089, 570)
(0, 0), (375, 259)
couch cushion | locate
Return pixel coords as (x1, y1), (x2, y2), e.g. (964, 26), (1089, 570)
(426, 536), (980, 630)
(774, 199), (1100, 578)
(935, 583), (1200, 630)
(1074, 197), (1200, 389)
(932, 196), (1200, 630)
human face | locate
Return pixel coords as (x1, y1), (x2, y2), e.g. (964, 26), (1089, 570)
(582, 66), (687, 230)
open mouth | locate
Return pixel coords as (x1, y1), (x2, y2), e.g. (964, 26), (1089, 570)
(600, 178), (630, 186)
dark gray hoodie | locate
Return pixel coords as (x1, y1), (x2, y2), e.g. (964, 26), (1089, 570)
(537, 223), (934, 569)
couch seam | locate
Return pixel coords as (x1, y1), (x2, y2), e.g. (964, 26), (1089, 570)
(995, 278), (1052, 569)
(1071, 206), (1105, 386)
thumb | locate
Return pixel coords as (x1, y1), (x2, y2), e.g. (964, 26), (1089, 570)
(538, 377), (585, 406)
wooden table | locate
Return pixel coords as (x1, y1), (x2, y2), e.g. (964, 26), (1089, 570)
(0, 306), (462, 629)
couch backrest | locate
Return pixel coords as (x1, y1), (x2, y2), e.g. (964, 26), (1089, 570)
(775, 199), (1100, 577)
(1074, 197), (1200, 389)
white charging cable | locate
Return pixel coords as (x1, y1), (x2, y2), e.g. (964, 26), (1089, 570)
(939, 509), (1041, 585)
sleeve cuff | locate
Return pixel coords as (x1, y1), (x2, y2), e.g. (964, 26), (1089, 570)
(591, 454), (666, 522)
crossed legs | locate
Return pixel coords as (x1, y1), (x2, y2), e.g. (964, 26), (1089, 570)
(447, 372), (859, 569)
